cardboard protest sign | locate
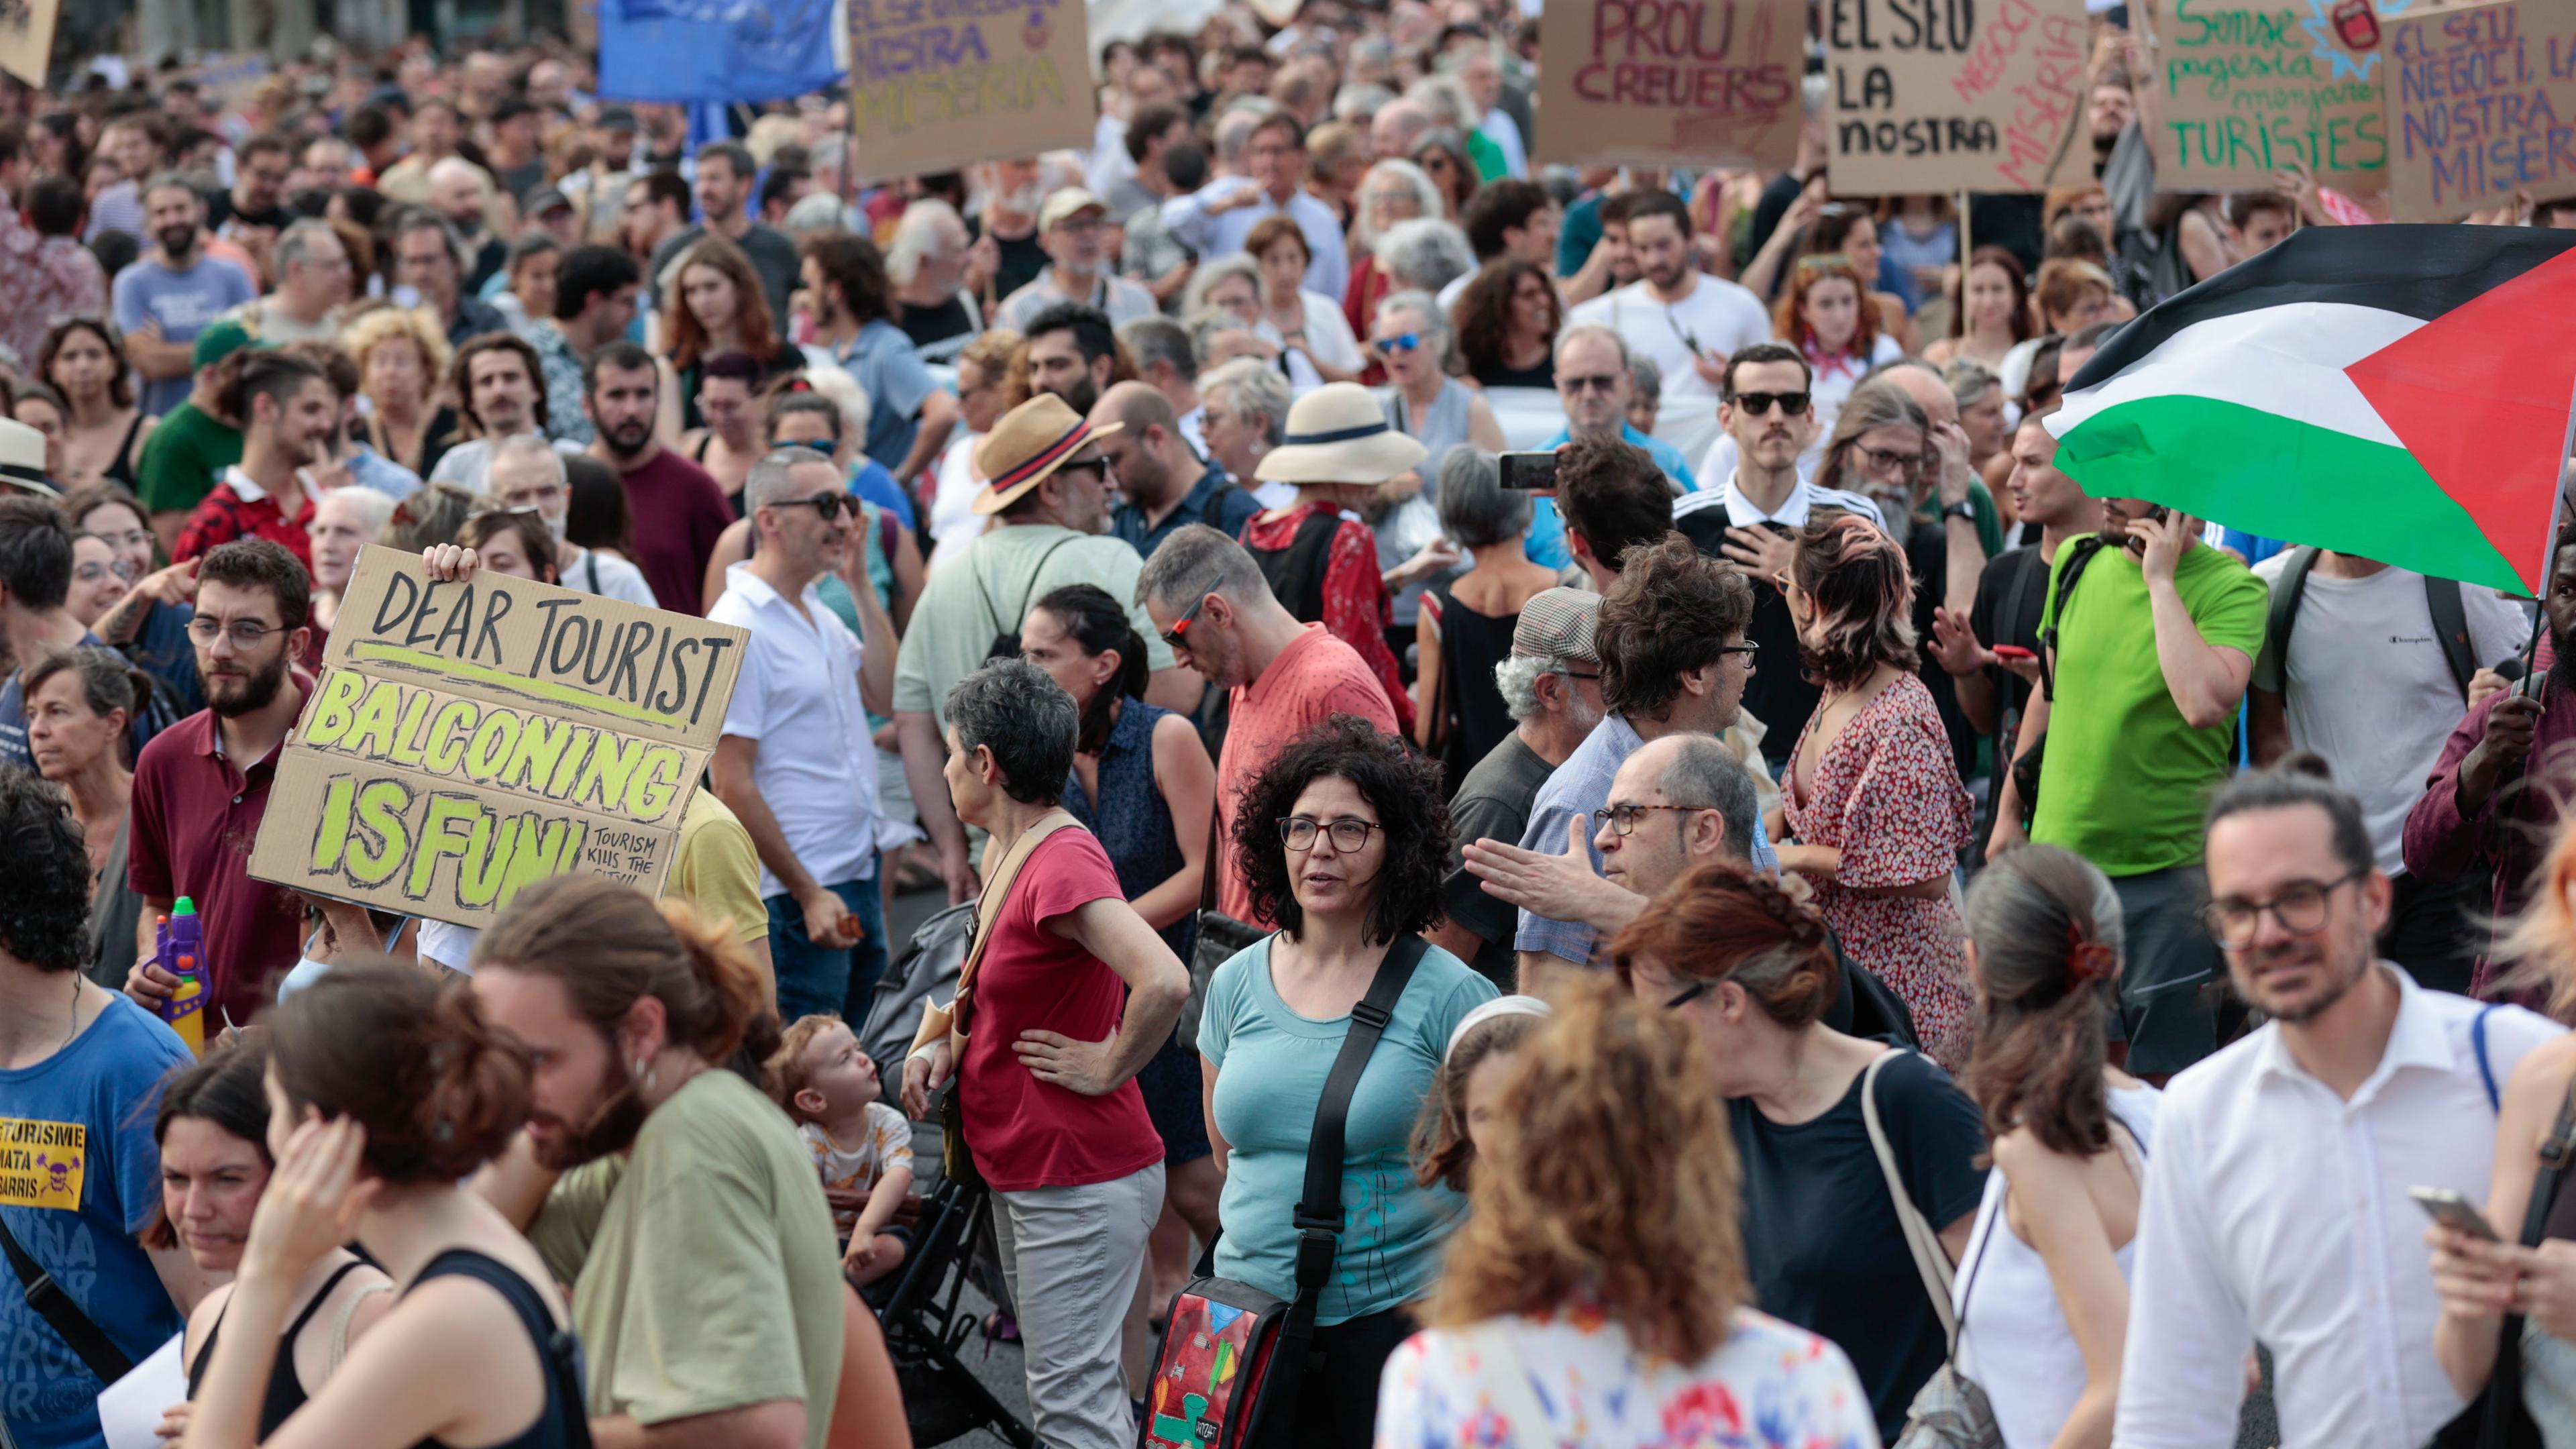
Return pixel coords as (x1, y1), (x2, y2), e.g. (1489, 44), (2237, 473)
(249, 547), (747, 928)
(2382, 0), (2576, 219)
(1826, 0), (2094, 193)
(2143, 0), (2390, 191)
(847, 0), (1097, 183)
(0, 0), (59, 88)
(1532, 0), (1805, 170)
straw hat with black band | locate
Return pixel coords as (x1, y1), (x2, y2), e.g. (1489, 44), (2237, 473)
(1252, 382), (1427, 487)
(0, 418), (58, 499)
(971, 393), (1126, 517)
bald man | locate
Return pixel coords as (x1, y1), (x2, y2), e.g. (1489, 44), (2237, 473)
(1091, 381), (1262, 557)
(1371, 98), (1434, 163)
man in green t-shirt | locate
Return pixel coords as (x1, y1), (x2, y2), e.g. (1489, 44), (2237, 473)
(134, 321), (254, 553)
(1990, 500), (2269, 1077)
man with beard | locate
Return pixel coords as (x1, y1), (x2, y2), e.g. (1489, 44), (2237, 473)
(485, 433), (655, 603)
(994, 189), (1159, 331)
(1023, 301), (1122, 418)
(967, 156), (1051, 307)
(2118, 761), (2561, 1449)
(896, 396), (1193, 901)
(530, 244), (642, 449)
(2408, 523), (2576, 991)
(1090, 380), (1258, 557)
(646, 141), (802, 322)
(172, 350), (338, 566)
(583, 342), (732, 614)
(1990, 476), (2267, 1079)
(468, 875), (846, 1449)
(1562, 191), (1769, 403)
(207, 131), (294, 286)
(429, 155), (509, 294)
(124, 540), (376, 1025)
(427, 331), (584, 494)
(390, 209), (507, 352)
(112, 175), (256, 417)
(804, 231), (957, 484)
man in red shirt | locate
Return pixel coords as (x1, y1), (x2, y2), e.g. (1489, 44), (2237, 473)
(1136, 523), (1398, 924)
(123, 539), (374, 1026)
(172, 351), (331, 566)
(584, 341), (733, 613)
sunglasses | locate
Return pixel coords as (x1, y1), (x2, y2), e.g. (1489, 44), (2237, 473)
(1160, 588), (1212, 651)
(1372, 333), (1422, 357)
(1731, 390), (1811, 417)
(783, 492), (856, 520)
(1561, 373), (1622, 394)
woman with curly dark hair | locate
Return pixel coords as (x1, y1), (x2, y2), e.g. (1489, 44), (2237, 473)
(1774, 510), (1977, 1067)
(1453, 258), (1560, 390)
(1197, 713), (1499, 1444)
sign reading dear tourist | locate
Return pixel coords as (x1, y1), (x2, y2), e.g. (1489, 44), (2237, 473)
(248, 547), (747, 928)
(2381, 0), (2576, 221)
(1534, 0), (1805, 169)
(847, 0), (1099, 182)
(2145, 0), (2390, 191)
(1827, 0), (2093, 193)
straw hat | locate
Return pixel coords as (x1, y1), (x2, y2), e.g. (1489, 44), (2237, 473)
(1253, 382), (1427, 486)
(971, 394), (1124, 517)
(0, 418), (58, 499)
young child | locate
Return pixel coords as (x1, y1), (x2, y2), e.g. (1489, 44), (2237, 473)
(1410, 996), (1551, 1192)
(769, 1014), (914, 1285)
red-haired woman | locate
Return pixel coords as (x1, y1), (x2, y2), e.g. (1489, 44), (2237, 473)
(661, 235), (822, 431)
(1774, 256), (1904, 470)
(1775, 513), (1977, 1067)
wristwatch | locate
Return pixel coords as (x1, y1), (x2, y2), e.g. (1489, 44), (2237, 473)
(1942, 500), (1977, 523)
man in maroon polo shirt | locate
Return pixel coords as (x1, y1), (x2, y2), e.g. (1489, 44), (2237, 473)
(123, 539), (374, 1026)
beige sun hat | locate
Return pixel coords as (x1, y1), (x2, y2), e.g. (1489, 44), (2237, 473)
(972, 393), (1126, 516)
(1252, 382), (1428, 486)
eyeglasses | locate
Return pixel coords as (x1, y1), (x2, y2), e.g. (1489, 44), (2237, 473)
(1858, 445), (1923, 475)
(1592, 802), (1712, 836)
(2200, 869), (2366, 948)
(1057, 458), (1112, 484)
(1279, 816), (1385, 852)
(1159, 580), (1217, 650)
(1560, 373), (1622, 394)
(1715, 641), (1759, 662)
(783, 492), (856, 520)
(189, 618), (290, 647)
(74, 559), (136, 583)
(93, 528), (156, 553)
(1372, 333), (1422, 357)
(1663, 979), (1715, 1010)
(1730, 390), (1811, 417)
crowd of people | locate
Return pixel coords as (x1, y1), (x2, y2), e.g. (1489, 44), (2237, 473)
(7, 4), (2576, 1449)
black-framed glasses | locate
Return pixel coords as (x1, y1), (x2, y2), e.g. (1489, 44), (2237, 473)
(1664, 979), (1714, 1010)
(1858, 445), (1920, 475)
(188, 618), (290, 647)
(785, 492), (856, 520)
(1560, 373), (1621, 394)
(1730, 390), (1811, 417)
(1279, 816), (1384, 853)
(1561, 667), (1601, 681)
(1715, 641), (1759, 662)
(2198, 869), (2367, 948)
(1592, 802), (1710, 837)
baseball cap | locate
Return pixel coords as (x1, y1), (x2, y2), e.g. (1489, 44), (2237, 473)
(193, 320), (259, 370)
(1511, 587), (1601, 665)
(523, 184), (574, 219)
(594, 104), (639, 133)
(1038, 187), (1110, 233)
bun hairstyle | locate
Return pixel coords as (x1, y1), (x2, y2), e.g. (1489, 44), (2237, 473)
(1032, 583), (1150, 753)
(1609, 861), (1841, 1029)
(1790, 511), (1919, 692)
(473, 874), (780, 1071)
(142, 1032), (274, 1250)
(19, 646), (154, 767)
(266, 961), (531, 1183)
(1960, 844), (2125, 1159)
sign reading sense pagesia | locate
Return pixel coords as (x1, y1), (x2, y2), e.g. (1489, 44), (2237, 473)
(2382, 0), (2576, 220)
(1827, 0), (2094, 193)
(1534, 0), (1804, 169)
(248, 547), (746, 928)
(2145, 0), (2388, 191)
(847, 0), (1098, 182)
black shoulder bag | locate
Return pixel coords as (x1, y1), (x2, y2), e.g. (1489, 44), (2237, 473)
(1138, 934), (1430, 1449)
(0, 1208), (133, 1383)
(2012, 534), (2111, 828)
(2481, 1087), (2576, 1449)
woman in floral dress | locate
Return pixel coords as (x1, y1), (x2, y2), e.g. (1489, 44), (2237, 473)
(1776, 513), (1978, 1069)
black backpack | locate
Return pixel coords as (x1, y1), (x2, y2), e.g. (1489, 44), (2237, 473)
(2010, 535), (2112, 826)
(2257, 544), (2479, 701)
(1246, 508), (1342, 625)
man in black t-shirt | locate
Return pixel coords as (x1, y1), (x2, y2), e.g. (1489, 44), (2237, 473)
(1929, 417), (2096, 759)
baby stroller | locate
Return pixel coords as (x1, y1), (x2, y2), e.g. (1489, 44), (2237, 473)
(861, 902), (1036, 1448)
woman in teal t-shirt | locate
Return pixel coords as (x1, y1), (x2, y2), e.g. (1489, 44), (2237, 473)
(1199, 716), (1497, 1444)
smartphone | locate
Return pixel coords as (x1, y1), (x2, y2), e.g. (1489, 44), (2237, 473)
(2123, 504), (2170, 553)
(2410, 1185), (2500, 1240)
(1992, 645), (2037, 663)
(1498, 451), (1558, 491)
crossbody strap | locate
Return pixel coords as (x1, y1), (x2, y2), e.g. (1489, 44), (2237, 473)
(907, 810), (1081, 1055)
(0, 1208), (133, 1383)
(1860, 1050), (1959, 1343)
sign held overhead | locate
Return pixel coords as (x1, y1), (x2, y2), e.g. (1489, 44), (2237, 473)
(1827, 0), (2095, 193)
(1533, 0), (1805, 170)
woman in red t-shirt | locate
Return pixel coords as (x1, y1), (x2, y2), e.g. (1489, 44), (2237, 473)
(900, 657), (1191, 1449)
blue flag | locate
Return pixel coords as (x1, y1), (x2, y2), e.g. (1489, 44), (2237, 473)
(596, 0), (845, 105)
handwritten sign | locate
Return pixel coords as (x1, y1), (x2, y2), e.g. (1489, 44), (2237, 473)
(2383, 0), (2576, 219)
(1827, 0), (2094, 193)
(0, 0), (59, 88)
(249, 547), (746, 928)
(1533, 0), (1805, 169)
(847, 0), (1097, 183)
(2145, 0), (2390, 190)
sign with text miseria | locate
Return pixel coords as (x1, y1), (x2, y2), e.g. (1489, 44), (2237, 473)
(250, 547), (747, 928)
(1534, 0), (1805, 170)
(847, 0), (1098, 183)
(2383, 0), (2576, 220)
(2145, 0), (2390, 191)
(1827, 0), (2094, 193)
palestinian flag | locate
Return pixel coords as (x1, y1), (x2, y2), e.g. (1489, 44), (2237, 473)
(2047, 226), (2576, 595)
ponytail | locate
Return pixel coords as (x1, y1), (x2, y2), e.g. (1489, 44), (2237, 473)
(1032, 583), (1152, 752)
(1958, 845), (2123, 1159)
(475, 874), (775, 1066)
(655, 896), (778, 1067)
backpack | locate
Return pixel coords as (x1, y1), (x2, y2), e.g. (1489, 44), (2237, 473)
(2258, 545), (2479, 702)
(2011, 535), (2112, 826)
(1246, 508), (1342, 625)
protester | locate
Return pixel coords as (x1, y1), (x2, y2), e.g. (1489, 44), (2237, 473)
(485, 432), (655, 602)
(767, 1014), (913, 1286)
(115, 174), (256, 418)
(228, 218), (352, 346)
(39, 318), (155, 491)
(581, 341), (733, 612)
(1927, 416), (2090, 750)
(804, 230), (958, 485)
(424, 331), (568, 492)
(888, 199), (981, 364)
(1564, 191), (1770, 404)
(662, 237), (811, 430)
(0, 767), (195, 1449)
(340, 305), (453, 476)
(1201, 715), (1499, 1440)
(533, 243), (643, 447)
(1454, 257), (1560, 390)
(648, 140), (802, 321)
(1376, 980), (1879, 1446)
(2118, 762), (2561, 1449)
(995, 189), (1158, 332)
(1520, 325), (1699, 570)
(1613, 861), (1986, 1440)
(1090, 380), (1260, 558)
(1774, 257), (1905, 459)
(1413, 447), (1550, 776)
(1162, 111), (1348, 302)
(1344, 158), (1443, 340)
(172, 350), (341, 566)
(898, 658), (1190, 1449)
(922, 329), (1022, 573)
(1197, 356), (1294, 502)
(0, 496), (168, 772)
(3, 138), (109, 374)
(133, 322), (253, 549)
(1246, 213), (1364, 382)
(388, 210), (507, 352)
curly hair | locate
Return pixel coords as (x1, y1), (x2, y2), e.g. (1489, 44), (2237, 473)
(338, 305), (453, 398)
(1790, 511), (1918, 691)
(0, 772), (91, 974)
(1595, 534), (1754, 722)
(1454, 259), (1559, 384)
(1419, 977), (1750, 1362)
(1233, 715), (1453, 945)
(1609, 861), (1841, 1030)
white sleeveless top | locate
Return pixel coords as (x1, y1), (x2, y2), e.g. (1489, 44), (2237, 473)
(1953, 1083), (2161, 1449)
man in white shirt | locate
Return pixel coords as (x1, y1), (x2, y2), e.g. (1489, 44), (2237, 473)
(429, 333), (582, 494)
(485, 435), (655, 606)
(1159, 111), (1350, 302)
(994, 189), (1159, 333)
(708, 447), (898, 1023)
(1564, 191), (1770, 402)
(2114, 764), (2563, 1449)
